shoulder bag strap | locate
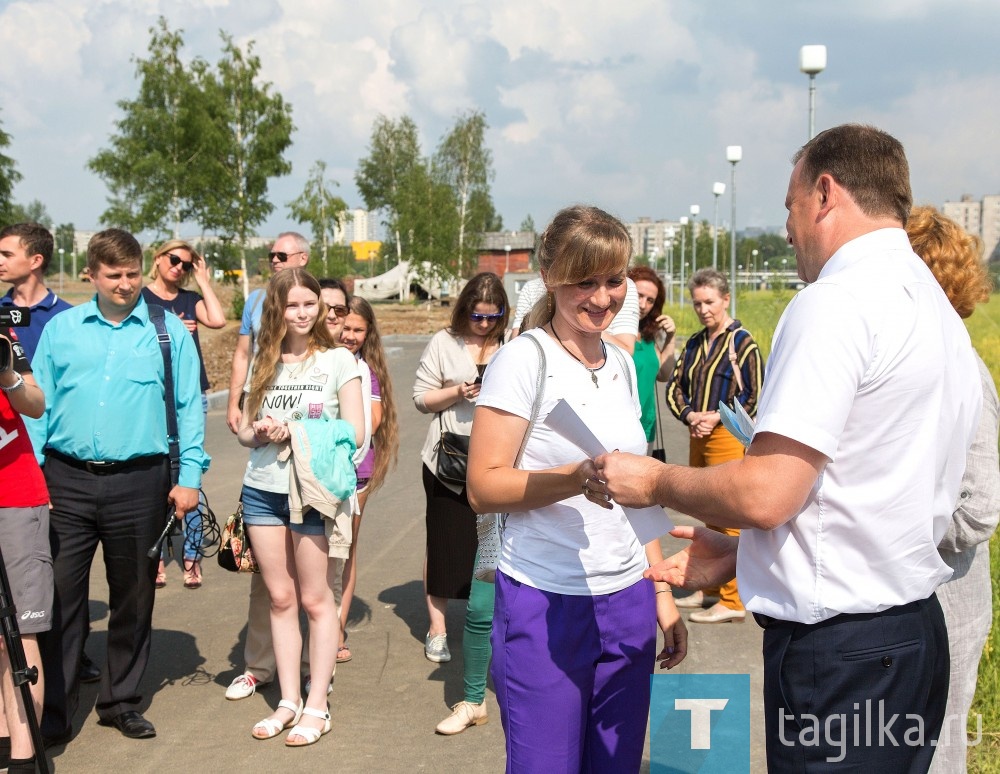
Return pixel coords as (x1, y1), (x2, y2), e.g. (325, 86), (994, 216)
(606, 342), (635, 398)
(728, 328), (745, 396)
(515, 332), (547, 468)
(148, 304), (180, 486)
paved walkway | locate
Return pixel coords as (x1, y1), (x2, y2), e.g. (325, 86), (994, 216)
(45, 335), (765, 772)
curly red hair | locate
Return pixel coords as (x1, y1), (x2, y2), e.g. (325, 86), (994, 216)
(906, 205), (991, 319)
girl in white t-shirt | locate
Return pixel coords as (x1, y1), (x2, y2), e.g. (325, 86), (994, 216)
(469, 205), (687, 772)
(237, 268), (364, 747)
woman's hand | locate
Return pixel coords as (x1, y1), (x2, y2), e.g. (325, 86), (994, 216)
(655, 591), (688, 669)
(689, 411), (720, 438)
(655, 315), (676, 339)
(458, 380), (481, 401)
(177, 311), (198, 335)
(191, 253), (212, 286)
(251, 417), (289, 445)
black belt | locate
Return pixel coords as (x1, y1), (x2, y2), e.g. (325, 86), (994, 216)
(753, 597), (932, 631)
(45, 449), (167, 476)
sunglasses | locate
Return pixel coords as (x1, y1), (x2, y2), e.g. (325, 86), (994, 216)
(328, 305), (349, 318)
(166, 253), (194, 272)
(269, 250), (305, 262)
(470, 310), (505, 322)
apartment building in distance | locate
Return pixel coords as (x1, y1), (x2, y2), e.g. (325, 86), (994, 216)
(943, 194), (1000, 262)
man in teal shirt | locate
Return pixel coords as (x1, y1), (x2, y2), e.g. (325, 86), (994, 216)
(27, 228), (208, 743)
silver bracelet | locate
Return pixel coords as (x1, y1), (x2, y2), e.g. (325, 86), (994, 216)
(0, 372), (24, 393)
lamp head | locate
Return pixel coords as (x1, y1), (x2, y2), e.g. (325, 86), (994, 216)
(679, 216), (689, 226)
(690, 205), (700, 217)
(799, 45), (827, 75)
(713, 182), (726, 196)
(726, 145), (743, 163)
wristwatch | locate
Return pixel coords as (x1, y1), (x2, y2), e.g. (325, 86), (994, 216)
(0, 372), (25, 393)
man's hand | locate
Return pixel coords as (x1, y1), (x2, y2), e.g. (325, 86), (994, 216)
(644, 526), (738, 589)
(593, 451), (663, 508)
(226, 404), (242, 434)
(168, 485), (200, 516)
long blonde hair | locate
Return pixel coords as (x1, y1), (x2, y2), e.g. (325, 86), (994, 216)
(245, 268), (339, 419)
(349, 297), (399, 493)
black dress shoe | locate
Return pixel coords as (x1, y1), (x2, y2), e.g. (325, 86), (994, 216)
(78, 653), (102, 684)
(98, 711), (156, 739)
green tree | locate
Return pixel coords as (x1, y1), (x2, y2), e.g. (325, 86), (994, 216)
(7, 199), (52, 229)
(200, 33), (294, 299)
(433, 110), (496, 276)
(355, 115), (422, 268)
(0, 114), (21, 224)
(287, 160), (348, 267)
(519, 214), (535, 233)
(88, 17), (215, 237)
(400, 159), (459, 280)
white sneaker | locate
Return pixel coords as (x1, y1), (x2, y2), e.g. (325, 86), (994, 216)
(226, 671), (267, 700)
(424, 632), (451, 663)
(435, 701), (488, 735)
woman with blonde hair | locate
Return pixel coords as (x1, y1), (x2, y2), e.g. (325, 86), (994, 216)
(468, 205), (686, 770)
(143, 239), (225, 589)
(335, 296), (399, 661)
(906, 205), (999, 774)
(237, 268), (364, 747)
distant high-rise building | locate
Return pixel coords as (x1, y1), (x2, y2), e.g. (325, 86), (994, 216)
(335, 208), (379, 245)
(942, 193), (1000, 261)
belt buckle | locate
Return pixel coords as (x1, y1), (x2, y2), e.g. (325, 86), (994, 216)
(85, 460), (114, 474)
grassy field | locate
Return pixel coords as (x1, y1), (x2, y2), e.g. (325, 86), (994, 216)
(669, 288), (1000, 769)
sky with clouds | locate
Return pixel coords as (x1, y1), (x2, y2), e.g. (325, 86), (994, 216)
(1, 0), (997, 241)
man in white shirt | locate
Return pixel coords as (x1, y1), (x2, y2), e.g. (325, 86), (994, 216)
(596, 124), (981, 771)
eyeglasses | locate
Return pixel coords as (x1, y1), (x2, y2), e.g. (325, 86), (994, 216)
(469, 310), (505, 322)
(328, 305), (349, 318)
(269, 250), (306, 262)
(166, 253), (194, 272)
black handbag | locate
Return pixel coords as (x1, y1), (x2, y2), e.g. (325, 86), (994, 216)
(436, 412), (471, 486)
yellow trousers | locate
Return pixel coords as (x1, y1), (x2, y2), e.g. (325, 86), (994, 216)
(689, 424), (746, 611)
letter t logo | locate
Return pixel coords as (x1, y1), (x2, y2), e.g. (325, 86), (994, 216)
(675, 698), (729, 749)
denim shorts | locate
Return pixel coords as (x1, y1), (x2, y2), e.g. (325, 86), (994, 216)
(240, 485), (325, 536)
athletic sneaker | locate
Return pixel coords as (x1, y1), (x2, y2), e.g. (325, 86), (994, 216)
(225, 671), (267, 700)
(424, 632), (451, 663)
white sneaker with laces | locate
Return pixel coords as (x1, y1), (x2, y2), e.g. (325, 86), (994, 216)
(226, 671), (267, 701)
(424, 632), (451, 663)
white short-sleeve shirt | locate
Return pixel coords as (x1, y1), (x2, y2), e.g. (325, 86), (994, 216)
(476, 331), (648, 595)
(740, 229), (982, 623)
(244, 347), (361, 493)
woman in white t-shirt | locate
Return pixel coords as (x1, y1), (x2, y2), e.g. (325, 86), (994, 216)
(468, 205), (688, 772)
(236, 268), (364, 747)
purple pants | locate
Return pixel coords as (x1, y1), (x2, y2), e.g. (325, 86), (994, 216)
(491, 570), (656, 773)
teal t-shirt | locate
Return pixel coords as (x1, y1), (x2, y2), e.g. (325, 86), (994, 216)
(632, 337), (660, 442)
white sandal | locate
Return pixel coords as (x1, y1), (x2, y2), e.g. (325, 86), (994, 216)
(252, 698), (303, 740)
(285, 705), (331, 747)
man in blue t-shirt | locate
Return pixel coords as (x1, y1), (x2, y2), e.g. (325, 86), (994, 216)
(0, 223), (72, 361)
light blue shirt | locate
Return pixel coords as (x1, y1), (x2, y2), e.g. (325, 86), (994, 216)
(26, 295), (209, 488)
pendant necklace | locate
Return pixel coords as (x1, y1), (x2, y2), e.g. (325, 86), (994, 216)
(549, 320), (605, 388)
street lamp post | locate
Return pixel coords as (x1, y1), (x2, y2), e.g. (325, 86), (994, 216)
(726, 145), (742, 317)
(751, 248), (759, 290)
(799, 45), (827, 140)
(679, 217), (688, 301)
(58, 248), (65, 294)
(689, 205), (700, 270)
(712, 182), (725, 269)
(665, 227), (676, 306)
(504, 243), (511, 275)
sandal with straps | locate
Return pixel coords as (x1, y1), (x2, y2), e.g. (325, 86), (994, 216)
(285, 705), (331, 747)
(251, 698), (303, 740)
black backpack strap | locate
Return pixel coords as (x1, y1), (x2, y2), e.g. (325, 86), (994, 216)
(148, 304), (180, 486)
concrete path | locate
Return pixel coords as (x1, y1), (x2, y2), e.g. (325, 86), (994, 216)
(45, 335), (766, 772)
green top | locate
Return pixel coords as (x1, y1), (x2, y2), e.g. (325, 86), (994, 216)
(632, 337), (660, 442)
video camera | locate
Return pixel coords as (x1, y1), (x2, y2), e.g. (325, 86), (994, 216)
(0, 306), (31, 328)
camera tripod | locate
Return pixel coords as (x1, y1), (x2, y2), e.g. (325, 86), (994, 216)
(0, 543), (49, 773)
